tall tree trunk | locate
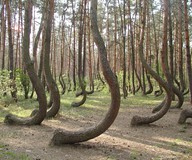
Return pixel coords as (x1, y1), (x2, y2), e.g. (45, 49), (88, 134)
(184, 0), (192, 104)
(43, 0), (60, 118)
(72, 0), (77, 91)
(87, 10), (94, 94)
(122, 0), (128, 98)
(5, 0), (17, 100)
(30, 13), (44, 98)
(4, 0), (47, 125)
(178, 0), (185, 93)
(71, 0), (87, 107)
(131, 0), (173, 126)
(59, 14), (66, 95)
(178, 0), (192, 123)
(113, 0), (117, 75)
(33, 15), (44, 73)
(15, 0), (22, 69)
(50, 0), (120, 145)
(128, 0), (135, 95)
(1, 0), (6, 70)
(151, 2), (163, 97)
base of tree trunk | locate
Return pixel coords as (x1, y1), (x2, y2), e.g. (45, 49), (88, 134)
(50, 129), (76, 145)
(131, 115), (146, 126)
(4, 114), (33, 125)
(178, 109), (192, 124)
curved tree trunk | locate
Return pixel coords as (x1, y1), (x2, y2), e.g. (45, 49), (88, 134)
(71, 0), (87, 107)
(151, 2), (163, 97)
(171, 87), (184, 109)
(30, 13), (44, 99)
(43, 0), (60, 118)
(178, 109), (192, 124)
(152, 85), (184, 113)
(59, 74), (66, 95)
(135, 69), (142, 93)
(4, 0), (47, 125)
(96, 56), (106, 92)
(50, 0), (120, 145)
(131, 0), (173, 126)
(145, 74), (153, 95)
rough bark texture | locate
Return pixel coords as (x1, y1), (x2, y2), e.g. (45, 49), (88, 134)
(1, 1), (6, 70)
(122, 0), (128, 98)
(4, 0), (47, 125)
(128, 0), (135, 95)
(43, 0), (60, 118)
(131, 0), (173, 126)
(178, 109), (192, 124)
(184, 0), (192, 104)
(50, 0), (120, 145)
(178, 0), (185, 93)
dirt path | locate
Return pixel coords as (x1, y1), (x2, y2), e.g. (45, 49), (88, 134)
(0, 103), (192, 160)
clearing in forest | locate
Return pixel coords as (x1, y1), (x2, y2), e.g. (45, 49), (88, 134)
(0, 93), (192, 160)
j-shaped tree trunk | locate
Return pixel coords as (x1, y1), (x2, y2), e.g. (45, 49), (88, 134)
(30, 13), (44, 99)
(50, 0), (120, 145)
(151, 2), (163, 97)
(71, 0), (87, 107)
(131, 0), (173, 126)
(4, 0), (47, 125)
(152, 85), (184, 113)
(43, 0), (60, 118)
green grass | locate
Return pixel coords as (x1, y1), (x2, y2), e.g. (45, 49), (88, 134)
(0, 91), (164, 123)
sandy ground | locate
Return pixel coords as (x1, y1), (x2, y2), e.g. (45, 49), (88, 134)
(0, 102), (192, 160)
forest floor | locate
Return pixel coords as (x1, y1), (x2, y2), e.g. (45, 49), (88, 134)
(0, 93), (192, 160)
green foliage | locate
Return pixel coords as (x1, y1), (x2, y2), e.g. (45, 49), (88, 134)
(0, 70), (15, 96)
(15, 69), (30, 89)
(0, 69), (30, 98)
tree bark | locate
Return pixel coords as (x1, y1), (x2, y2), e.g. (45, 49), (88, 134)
(43, 0), (60, 118)
(1, 0), (6, 70)
(122, 0), (128, 98)
(50, 0), (120, 145)
(5, 0), (17, 101)
(71, 0), (87, 107)
(4, 0), (47, 125)
(128, 0), (135, 95)
(131, 0), (173, 126)
(72, 0), (77, 91)
(178, 0), (185, 93)
(183, 0), (192, 104)
(178, 0), (192, 123)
